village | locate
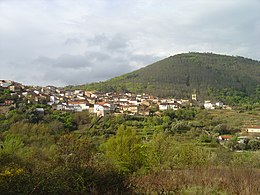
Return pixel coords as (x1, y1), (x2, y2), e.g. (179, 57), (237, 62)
(1, 79), (260, 149)
(0, 80), (230, 116)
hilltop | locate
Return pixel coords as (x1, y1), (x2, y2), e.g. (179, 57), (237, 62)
(72, 52), (260, 100)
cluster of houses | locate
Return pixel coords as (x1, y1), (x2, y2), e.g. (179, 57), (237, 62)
(1, 80), (229, 117)
(218, 126), (260, 150)
(218, 126), (260, 143)
(1, 80), (260, 144)
(0, 80), (184, 116)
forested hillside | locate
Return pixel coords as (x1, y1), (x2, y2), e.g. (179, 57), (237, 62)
(73, 52), (260, 99)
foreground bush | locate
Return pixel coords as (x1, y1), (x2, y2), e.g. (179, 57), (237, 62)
(131, 167), (260, 194)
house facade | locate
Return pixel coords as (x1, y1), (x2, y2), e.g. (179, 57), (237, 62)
(247, 126), (260, 133)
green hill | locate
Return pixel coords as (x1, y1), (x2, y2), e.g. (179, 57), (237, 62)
(72, 52), (260, 100)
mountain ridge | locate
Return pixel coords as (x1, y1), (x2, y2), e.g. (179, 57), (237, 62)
(71, 52), (260, 99)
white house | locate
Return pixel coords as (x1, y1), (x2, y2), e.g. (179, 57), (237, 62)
(49, 95), (58, 104)
(159, 103), (168, 111)
(159, 102), (180, 111)
(68, 101), (89, 110)
(216, 102), (224, 108)
(128, 99), (138, 105)
(168, 103), (180, 110)
(94, 103), (103, 113)
(95, 105), (112, 117)
(247, 126), (260, 133)
(204, 101), (215, 109)
(56, 104), (82, 112)
(121, 105), (139, 115)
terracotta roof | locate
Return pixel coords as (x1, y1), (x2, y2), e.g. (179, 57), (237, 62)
(97, 102), (106, 105)
(246, 126), (260, 129)
(68, 101), (88, 104)
(219, 135), (233, 139)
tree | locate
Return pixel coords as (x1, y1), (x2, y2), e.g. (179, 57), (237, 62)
(226, 138), (241, 151)
(0, 135), (24, 154)
(147, 133), (212, 170)
(248, 140), (260, 151)
(147, 133), (176, 170)
(101, 125), (146, 174)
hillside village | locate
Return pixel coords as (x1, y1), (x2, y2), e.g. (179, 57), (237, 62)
(2, 79), (260, 147)
(0, 80), (230, 117)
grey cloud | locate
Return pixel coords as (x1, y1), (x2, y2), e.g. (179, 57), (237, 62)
(34, 55), (90, 69)
(130, 54), (160, 64)
(42, 67), (92, 86)
(85, 51), (110, 62)
(34, 56), (53, 66)
(54, 54), (91, 69)
(1, 0), (260, 86)
(64, 38), (81, 45)
(106, 34), (129, 51)
(87, 34), (108, 47)
(39, 58), (127, 86)
(30, 34), (161, 86)
(87, 33), (129, 51)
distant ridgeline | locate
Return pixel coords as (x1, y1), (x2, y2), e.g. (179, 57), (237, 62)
(69, 52), (260, 104)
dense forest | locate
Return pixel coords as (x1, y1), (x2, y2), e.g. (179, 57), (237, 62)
(71, 52), (260, 100)
(1, 102), (260, 194)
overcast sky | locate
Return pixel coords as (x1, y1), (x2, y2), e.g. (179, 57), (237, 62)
(0, 0), (259, 86)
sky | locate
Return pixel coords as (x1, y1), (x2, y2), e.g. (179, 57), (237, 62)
(0, 0), (260, 86)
